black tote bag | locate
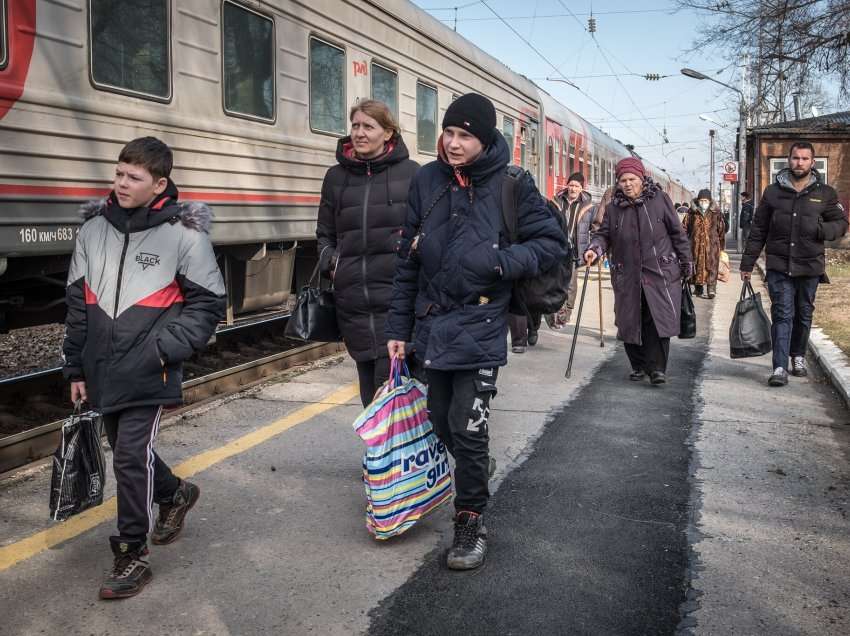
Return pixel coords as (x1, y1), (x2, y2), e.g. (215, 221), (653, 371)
(679, 281), (696, 339)
(285, 258), (341, 343)
(729, 280), (772, 358)
(49, 407), (107, 521)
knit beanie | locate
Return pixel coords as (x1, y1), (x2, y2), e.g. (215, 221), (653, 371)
(615, 157), (645, 180)
(442, 93), (497, 146)
(567, 172), (585, 186)
(697, 188), (711, 200)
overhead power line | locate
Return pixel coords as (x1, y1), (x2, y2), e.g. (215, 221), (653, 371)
(477, 0), (653, 145)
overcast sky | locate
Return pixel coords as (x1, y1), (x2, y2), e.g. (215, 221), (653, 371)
(411, 0), (840, 194)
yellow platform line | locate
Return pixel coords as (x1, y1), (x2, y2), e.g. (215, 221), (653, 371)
(0, 383), (359, 572)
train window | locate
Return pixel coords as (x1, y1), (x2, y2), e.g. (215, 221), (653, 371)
(502, 117), (515, 153)
(222, 2), (275, 122)
(371, 63), (398, 119)
(568, 138), (576, 172)
(547, 138), (553, 175)
(310, 38), (346, 135)
(89, 0), (170, 100)
(416, 82), (438, 154)
(554, 138), (560, 178)
(0, 0), (7, 70)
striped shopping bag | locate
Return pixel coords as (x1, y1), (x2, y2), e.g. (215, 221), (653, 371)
(353, 358), (453, 539)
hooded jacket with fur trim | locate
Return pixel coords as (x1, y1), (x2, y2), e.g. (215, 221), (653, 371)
(63, 180), (226, 413)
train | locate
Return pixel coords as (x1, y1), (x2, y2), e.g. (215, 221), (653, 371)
(0, 0), (692, 332)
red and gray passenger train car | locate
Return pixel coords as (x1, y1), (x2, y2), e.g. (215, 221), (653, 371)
(0, 0), (691, 331)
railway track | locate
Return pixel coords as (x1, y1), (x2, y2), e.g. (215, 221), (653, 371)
(0, 314), (345, 474)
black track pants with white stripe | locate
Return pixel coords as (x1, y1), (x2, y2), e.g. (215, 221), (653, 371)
(103, 406), (180, 542)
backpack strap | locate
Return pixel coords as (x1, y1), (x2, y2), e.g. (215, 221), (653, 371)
(501, 165), (525, 244)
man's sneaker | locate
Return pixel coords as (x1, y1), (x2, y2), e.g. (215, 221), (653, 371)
(100, 539), (152, 600)
(768, 367), (789, 387)
(528, 330), (539, 346)
(446, 511), (487, 570)
(511, 345), (526, 354)
(791, 356), (808, 377)
(151, 480), (200, 545)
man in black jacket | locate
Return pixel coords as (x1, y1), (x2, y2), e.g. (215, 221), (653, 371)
(740, 141), (848, 386)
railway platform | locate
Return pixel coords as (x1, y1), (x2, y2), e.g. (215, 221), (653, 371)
(1, 265), (849, 635)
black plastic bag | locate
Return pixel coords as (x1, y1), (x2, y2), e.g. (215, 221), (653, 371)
(49, 408), (106, 521)
(729, 280), (772, 358)
(679, 281), (696, 339)
(285, 260), (341, 342)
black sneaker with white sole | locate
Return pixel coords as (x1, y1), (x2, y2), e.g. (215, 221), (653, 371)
(446, 511), (487, 570)
(100, 538), (152, 600)
(791, 356), (808, 377)
(151, 480), (200, 545)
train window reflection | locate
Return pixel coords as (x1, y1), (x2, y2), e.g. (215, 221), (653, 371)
(371, 63), (398, 119)
(89, 0), (170, 100)
(222, 2), (275, 122)
(0, 0), (7, 70)
(503, 117), (515, 160)
(416, 82), (437, 154)
(310, 38), (346, 135)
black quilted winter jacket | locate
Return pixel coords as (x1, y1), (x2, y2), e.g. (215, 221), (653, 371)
(315, 135), (419, 362)
(385, 133), (567, 371)
(62, 181), (226, 413)
(741, 169), (848, 277)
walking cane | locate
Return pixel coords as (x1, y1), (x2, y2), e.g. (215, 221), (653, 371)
(597, 260), (604, 347)
(565, 265), (592, 379)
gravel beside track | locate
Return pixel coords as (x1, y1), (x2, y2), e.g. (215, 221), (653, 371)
(0, 324), (65, 381)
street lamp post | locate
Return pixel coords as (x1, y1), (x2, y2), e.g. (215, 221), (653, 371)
(682, 68), (747, 248)
(709, 129), (716, 200)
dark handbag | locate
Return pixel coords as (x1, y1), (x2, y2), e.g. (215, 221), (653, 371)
(679, 280), (696, 339)
(49, 405), (106, 521)
(285, 257), (341, 342)
(729, 280), (772, 358)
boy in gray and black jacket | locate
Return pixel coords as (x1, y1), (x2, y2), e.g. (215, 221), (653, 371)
(63, 137), (225, 599)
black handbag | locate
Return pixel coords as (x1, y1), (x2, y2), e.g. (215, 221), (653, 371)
(729, 280), (772, 358)
(285, 257), (341, 343)
(679, 280), (696, 339)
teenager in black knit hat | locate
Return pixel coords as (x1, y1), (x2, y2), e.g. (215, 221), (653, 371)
(386, 93), (567, 570)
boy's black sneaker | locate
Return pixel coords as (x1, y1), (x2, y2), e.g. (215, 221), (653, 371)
(151, 480), (200, 545)
(446, 511), (487, 570)
(100, 539), (152, 600)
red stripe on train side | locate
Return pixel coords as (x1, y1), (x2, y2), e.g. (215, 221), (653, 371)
(135, 280), (185, 308)
(0, 0), (37, 121)
(0, 184), (321, 204)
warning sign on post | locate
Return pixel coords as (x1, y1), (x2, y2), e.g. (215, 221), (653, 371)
(723, 161), (739, 182)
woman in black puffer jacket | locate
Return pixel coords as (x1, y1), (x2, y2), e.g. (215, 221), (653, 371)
(316, 100), (419, 406)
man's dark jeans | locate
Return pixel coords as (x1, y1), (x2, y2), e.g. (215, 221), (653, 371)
(765, 270), (820, 371)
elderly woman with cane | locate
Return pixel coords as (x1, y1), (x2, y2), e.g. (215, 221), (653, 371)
(583, 158), (692, 384)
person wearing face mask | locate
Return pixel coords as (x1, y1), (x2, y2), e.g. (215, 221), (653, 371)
(684, 189), (726, 298)
(316, 100), (419, 407)
(583, 158), (692, 385)
(385, 93), (566, 570)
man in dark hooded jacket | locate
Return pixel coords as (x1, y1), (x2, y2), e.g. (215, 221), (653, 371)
(385, 93), (567, 570)
(741, 140), (848, 386)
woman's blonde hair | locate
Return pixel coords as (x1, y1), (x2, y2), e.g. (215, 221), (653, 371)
(349, 100), (400, 137)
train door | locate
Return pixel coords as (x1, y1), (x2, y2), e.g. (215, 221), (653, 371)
(528, 119), (539, 185)
(544, 118), (564, 199)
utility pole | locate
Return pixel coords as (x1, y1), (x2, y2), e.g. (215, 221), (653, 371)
(709, 129), (716, 200)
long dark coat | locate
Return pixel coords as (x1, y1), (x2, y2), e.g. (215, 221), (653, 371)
(589, 178), (692, 344)
(385, 133), (567, 370)
(316, 135), (419, 361)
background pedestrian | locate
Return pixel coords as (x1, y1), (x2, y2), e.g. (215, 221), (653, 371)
(684, 189), (726, 298)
